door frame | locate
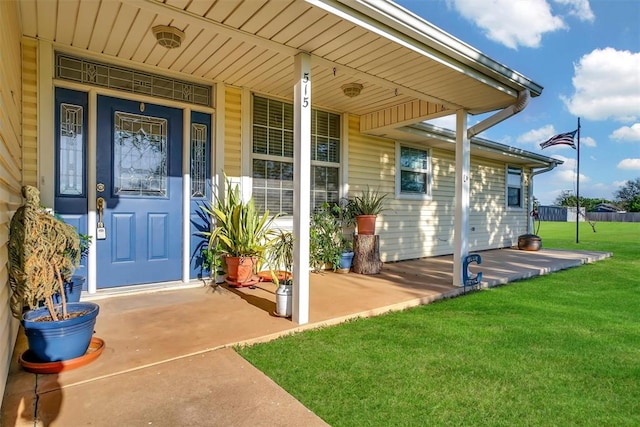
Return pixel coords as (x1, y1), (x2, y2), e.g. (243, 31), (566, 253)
(95, 95), (184, 288)
(45, 81), (216, 293)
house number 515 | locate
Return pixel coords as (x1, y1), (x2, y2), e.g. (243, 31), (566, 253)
(302, 72), (310, 107)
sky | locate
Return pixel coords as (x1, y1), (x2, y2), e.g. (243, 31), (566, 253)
(395, 0), (640, 205)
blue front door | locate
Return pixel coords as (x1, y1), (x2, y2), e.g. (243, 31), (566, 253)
(96, 96), (183, 288)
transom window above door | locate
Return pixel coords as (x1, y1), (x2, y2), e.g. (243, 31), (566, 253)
(252, 95), (341, 215)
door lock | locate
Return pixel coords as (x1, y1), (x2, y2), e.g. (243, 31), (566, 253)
(96, 197), (107, 240)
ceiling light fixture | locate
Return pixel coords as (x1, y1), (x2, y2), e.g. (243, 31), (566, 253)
(341, 83), (363, 98)
(152, 25), (185, 49)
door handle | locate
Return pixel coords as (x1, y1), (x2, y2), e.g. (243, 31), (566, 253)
(96, 197), (107, 240)
(96, 197), (105, 225)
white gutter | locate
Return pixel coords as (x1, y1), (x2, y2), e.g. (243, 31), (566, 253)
(310, 0), (543, 98)
(528, 162), (561, 233)
(467, 90), (530, 139)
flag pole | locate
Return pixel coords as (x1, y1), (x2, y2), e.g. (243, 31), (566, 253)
(576, 117), (581, 244)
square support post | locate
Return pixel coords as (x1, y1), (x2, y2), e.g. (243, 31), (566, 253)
(292, 53), (311, 325)
(453, 109), (469, 287)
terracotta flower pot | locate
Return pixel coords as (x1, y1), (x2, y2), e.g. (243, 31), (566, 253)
(356, 215), (377, 235)
(225, 256), (257, 283)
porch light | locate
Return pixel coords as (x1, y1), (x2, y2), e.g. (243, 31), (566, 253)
(341, 83), (363, 98)
(152, 25), (185, 49)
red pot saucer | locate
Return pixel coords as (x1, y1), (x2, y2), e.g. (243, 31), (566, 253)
(225, 275), (260, 288)
(19, 337), (105, 374)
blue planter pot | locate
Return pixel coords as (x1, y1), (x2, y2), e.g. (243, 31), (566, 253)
(21, 302), (99, 362)
(52, 275), (86, 304)
(339, 251), (354, 270)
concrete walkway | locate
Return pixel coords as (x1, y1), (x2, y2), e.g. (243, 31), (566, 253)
(1, 248), (610, 426)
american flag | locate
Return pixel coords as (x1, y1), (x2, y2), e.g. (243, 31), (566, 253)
(540, 129), (577, 149)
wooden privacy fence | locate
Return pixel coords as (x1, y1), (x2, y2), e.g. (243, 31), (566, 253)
(586, 212), (640, 222)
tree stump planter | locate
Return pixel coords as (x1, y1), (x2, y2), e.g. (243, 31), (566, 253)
(352, 235), (382, 274)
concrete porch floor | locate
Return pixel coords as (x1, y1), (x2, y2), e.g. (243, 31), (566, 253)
(1, 247), (610, 426)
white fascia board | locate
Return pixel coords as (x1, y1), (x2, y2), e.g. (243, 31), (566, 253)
(307, 0), (543, 98)
(403, 122), (561, 167)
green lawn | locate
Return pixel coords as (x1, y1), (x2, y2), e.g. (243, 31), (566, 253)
(238, 222), (640, 426)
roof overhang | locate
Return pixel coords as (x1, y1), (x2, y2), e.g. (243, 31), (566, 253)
(398, 122), (562, 168)
(20, 0), (543, 127)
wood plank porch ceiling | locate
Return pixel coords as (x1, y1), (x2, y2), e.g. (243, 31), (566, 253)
(19, 0), (537, 120)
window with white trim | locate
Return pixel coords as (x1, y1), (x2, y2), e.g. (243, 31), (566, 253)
(507, 166), (523, 208)
(252, 95), (340, 214)
(396, 142), (431, 199)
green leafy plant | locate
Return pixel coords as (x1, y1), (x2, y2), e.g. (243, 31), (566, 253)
(199, 178), (281, 259)
(310, 203), (344, 272)
(201, 240), (225, 275)
(267, 229), (294, 285)
(348, 186), (388, 216)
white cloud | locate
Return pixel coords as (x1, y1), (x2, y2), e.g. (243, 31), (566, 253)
(426, 115), (456, 130)
(518, 125), (582, 151)
(610, 123), (640, 142)
(550, 155), (589, 183)
(561, 48), (640, 122)
(581, 136), (597, 147)
(517, 125), (556, 145)
(618, 158), (640, 170)
(449, 0), (566, 49)
(552, 0), (595, 22)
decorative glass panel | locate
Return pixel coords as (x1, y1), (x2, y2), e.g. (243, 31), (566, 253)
(55, 53), (212, 107)
(59, 103), (84, 196)
(113, 112), (167, 197)
(191, 123), (207, 198)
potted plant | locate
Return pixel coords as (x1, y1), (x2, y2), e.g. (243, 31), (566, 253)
(348, 186), (388, 235)
(8, 185), (99, 363)
(337, 238), (354, 273)
(201, 240), (226, 284)
(267, 229), (294, 317)
(200, 178), (281, 286)
(309, 203), (343, 272)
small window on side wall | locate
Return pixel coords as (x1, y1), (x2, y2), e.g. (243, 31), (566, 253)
(507, 166), (523, 208)
(396, 142), (432, 200)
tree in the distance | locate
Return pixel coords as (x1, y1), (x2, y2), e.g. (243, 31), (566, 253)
(615, 177), (640, 212)
(552, 190), (611, 212)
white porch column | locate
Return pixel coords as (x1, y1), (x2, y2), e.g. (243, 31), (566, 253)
(293, 53), (312, 325)
(182, 108), (192, 284)
(87, 90), (98, 294)
(453, 109), (469, 287)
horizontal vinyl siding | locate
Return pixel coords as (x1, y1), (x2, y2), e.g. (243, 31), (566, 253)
(348, 116), (455, 262)
(0, 0), (24, 408)
(223, 86), (242, 178)
(21, 38), (37, 187)
(468, 158), (528, 250)
(349, 116), (529, 262)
